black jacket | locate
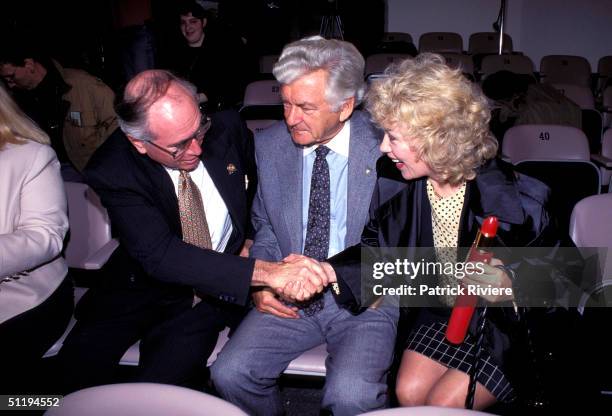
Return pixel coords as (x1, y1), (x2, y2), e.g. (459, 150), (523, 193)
(330, 157), (567, 307)
(329, 156), (590, 407)
(83, 110), (256, 314)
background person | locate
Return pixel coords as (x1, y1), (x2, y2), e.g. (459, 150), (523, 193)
(0, 44), (118, 174)
(0, 84), (73, 393)
(168, 0), (253, 112)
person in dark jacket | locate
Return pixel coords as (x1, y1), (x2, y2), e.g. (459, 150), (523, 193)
(170, 1), (252, 112)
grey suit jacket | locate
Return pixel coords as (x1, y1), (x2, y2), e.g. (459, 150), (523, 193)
(250, 111), (382, 291)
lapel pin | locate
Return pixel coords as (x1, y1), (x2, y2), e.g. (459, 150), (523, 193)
(227, 163), (237, 175)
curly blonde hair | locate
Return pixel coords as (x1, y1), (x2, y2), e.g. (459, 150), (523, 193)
(366, 53), (497, 185)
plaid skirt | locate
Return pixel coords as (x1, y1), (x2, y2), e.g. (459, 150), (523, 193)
(406, 321), (515, 403)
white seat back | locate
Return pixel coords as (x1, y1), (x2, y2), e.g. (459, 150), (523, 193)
(45, 383), (247, 416)
(64, 182), (115, 269)
(502, 124), (590, 163)
(242, 80), (282, 107)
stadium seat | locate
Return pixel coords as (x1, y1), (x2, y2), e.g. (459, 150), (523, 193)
(440, 53), (474, 79)
(418, 32), (463, 54)
(357, 406), (497, 415)
(480, 54), (535, 78)
(514, 159), (600, 235)
(365, 53), (411, 76)
(596, 55), (612, 93)
(118, 328), (328, 376)
(382, 32), (413, 44)
(45, 383), (247, 416)
(468, 32), (512, 55)
(540, 55), (592, 87)
(602, 86), (612, 130)
(552, 84), (595, 109)
(591, 128), (612, 189)
(240, 80), (284, 122)
(502, 124), (591, 163)
(63, 182), (119, 270)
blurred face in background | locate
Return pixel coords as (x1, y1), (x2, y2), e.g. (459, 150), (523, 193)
(0, 61), (38, 90)
(180, 13), (206, 46)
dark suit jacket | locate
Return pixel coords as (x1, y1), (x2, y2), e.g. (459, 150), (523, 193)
(329, 157), (594, 406)
(83, 110), (256, 314)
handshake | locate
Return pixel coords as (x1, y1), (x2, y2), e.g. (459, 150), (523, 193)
(253, 254), (337, 304)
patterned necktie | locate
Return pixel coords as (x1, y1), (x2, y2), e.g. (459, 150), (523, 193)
(178, 171), (212, 307)
(178, 170), (213, 250)
(301, 145), (331, 316)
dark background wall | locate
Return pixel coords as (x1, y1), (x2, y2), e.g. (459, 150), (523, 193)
(1, 0), (386, 89)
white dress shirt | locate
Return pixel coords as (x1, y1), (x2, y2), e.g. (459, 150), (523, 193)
(165, 161), (233, 252)
(301, 120), (350, 257)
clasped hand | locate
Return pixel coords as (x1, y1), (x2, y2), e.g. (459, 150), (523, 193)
(266, 254), (335, 303)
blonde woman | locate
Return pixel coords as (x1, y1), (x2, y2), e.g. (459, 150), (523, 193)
(321, 53), (578, 410)
(0, 84), (73, 392)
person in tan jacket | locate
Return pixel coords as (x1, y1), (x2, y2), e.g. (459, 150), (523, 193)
(0, 45), (118, 172)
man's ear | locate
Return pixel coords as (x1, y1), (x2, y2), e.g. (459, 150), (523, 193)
(23, 58), (35, 72)
(338, 97), (355, 123)
(201, 17), (207, 30)
(127, 135), (148, 155)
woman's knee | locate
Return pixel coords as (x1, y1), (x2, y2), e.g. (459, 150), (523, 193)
(395, 379), (427, 407)
(395, 384), (425, 407)
(424, 388), (461, 408)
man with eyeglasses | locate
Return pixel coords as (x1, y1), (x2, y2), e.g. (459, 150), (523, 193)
(58, 70), (331, 393)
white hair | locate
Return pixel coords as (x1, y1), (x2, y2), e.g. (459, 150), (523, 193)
(272, 36), (365, 111)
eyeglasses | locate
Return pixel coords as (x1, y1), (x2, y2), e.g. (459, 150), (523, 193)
(145, 117), (211, 159)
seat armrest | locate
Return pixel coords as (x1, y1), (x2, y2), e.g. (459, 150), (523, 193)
(83, 239), (120, 270)
(591, 154), (612, 168)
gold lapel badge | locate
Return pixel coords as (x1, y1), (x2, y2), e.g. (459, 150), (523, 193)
(227, 163), (237, 175)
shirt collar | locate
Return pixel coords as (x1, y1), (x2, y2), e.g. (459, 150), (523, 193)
(302, 119), (351, 158)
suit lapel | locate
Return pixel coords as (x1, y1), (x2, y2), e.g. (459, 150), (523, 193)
(202, 138), (246, 239)
(136, 147), (183, 235)
(276, 140), (303, 253)
(346, 114), (379, 245)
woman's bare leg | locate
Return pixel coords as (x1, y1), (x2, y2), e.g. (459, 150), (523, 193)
(426, 368), (497, 410)
(395, 350), (448, 406)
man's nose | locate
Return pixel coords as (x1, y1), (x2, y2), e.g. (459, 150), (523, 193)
(187, 138), (203, 157)
(284, 106), (302, 126)
(379, 133), (391, 153)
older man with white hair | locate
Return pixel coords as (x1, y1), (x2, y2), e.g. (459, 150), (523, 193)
(211, 36), (398, 416)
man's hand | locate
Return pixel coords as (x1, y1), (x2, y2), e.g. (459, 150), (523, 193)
(282, 255), (336, 283)
(253, 288), (299, 319)
(462, 258), (514, 303)
(252, 255), (328, 302)
(276, 255), (337, 300)
(239, 239), (253, 258)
